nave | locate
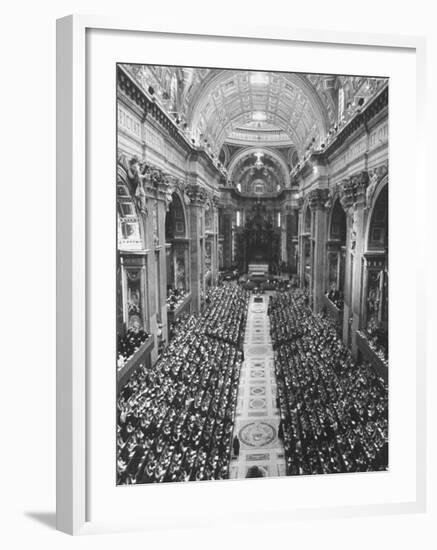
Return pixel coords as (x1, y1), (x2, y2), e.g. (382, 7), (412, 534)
(117, 283), (388, 484)
(116, 65), (389, 485)
(229, 293), (286, 479)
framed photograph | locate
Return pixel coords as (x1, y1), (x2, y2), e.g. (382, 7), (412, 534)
(57, 15), (427, 535)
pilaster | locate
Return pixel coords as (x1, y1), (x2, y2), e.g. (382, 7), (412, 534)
(339, 171), (369, 357)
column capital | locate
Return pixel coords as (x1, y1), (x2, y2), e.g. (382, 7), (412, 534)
(308, 188), (329, 211)
(185, 183), (208, 206)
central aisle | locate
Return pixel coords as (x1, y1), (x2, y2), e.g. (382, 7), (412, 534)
(229, 293), (286, 479)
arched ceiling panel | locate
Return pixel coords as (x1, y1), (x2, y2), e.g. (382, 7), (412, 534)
(187, 70), (334, 155)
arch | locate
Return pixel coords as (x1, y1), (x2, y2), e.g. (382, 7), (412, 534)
(362, 177), (389, 360)
(165, 189), (187, 240)
(326, 196), (347, 298)
(186, 70), (331, 154)
(328, 197), (347, 242)
(165, 189), (189, 294)
(227, 146), (291, 188)
(365, 177), (388, 252)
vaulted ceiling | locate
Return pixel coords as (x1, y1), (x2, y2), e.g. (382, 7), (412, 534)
(185, 70), (336, 155)
(124, 64), (387, 191)
(125, 65), (338, 156)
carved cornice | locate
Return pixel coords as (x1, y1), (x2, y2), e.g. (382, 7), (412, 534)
(308, 188), (329, 210)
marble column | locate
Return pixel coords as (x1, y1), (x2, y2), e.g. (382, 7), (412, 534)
(222, 211), (233, 269)
(308, 189), (329, 312)
(298, 209), (305, 288)
(186, 184), (207, 313)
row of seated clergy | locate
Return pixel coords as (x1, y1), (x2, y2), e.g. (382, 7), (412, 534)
(269, 289), (388, 476)
(117, 282), (249, 484)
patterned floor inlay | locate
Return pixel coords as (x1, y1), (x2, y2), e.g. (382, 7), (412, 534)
(246, 453), (270, 461)
(250, 386), (266, 396)
(249, 398), (267, 409)
(230, 294), (286, 479)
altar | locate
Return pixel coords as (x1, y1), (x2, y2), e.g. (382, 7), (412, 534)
(248, 263), (269, 276)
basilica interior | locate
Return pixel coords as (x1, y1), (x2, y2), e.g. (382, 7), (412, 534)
(116, 64), (389, 484)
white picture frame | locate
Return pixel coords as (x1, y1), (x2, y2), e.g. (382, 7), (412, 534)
(56, 14), (427, 535)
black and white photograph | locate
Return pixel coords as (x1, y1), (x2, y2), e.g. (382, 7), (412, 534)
(116, 64), (389, 485)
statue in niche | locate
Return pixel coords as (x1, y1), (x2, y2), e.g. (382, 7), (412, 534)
(126, 156), (148, 216)
(365, 170), (380, 210)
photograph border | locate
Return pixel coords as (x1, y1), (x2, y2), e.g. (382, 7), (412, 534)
(56, 14), (427, 535)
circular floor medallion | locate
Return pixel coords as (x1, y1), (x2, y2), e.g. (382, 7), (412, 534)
(239, 422), (276, 447)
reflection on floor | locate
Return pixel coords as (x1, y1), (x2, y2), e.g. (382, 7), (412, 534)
(229, 293), (286, 479)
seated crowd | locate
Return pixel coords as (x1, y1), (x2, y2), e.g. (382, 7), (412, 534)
(166, 287), (188, 311)
(363, 318), (389, 368)
(117, 328), (150, 371)
(117, 283), (249, 484)
(269, 289), (388, 476)
(326, 287), (344, 310)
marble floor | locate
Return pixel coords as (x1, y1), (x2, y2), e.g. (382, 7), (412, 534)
(229, 293), (286, 479)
